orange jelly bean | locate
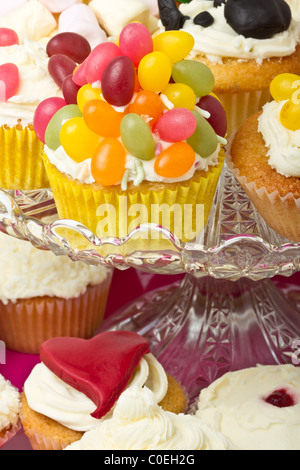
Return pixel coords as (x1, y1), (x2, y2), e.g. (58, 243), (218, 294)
(154, 142), (195, 178)
(83, 100), (124, 138)
(126, 90), (163, 127)
(91, 138), (126, 186)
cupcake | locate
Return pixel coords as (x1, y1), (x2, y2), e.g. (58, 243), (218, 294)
(0, 374), (21, 448)
(0, 30), (63, 189)
(20, 331), (187, 450)
(37, 23), (227, 244)
(228, 73), (300, 242)
(196, 364), (300, 450)
(0, 232), (112, 354)
(157, 0), (300, 136)
(65, 386), (231, 450)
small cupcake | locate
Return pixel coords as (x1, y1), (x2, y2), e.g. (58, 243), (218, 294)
(0, 374), (21, 448)
(20, 331), (187, 450)
(65, 386), (231, 450)
(0, 232), (112, 354)
(228, 72), (300, 242)
(37, 24), (227, 243)
(196, 364), (300, 450)
(158, 0), (300, 136)
(0, 30), (63, 189)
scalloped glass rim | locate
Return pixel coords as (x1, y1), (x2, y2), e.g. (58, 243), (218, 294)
(0, 165), (299, 280)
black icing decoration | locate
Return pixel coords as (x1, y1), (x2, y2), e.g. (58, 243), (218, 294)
(224, 0), (292, 40)
(213, 0), (226, 6)
(158, 0), (190, 30)
(194, 11), (214, 28)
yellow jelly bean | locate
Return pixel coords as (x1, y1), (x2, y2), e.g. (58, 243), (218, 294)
(138, 51), (172, 93)
(153, 31), (194, 63)
(280, 99), (300, 131)
(60, 116), (102, 162)
(162, 83), (196, 110)
(77, 84), (103, 112)
(270, 73), (300, 102)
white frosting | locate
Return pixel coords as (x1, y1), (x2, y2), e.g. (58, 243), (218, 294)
(24, 353), (168, 432)
(258, 100), (300, 178)
(0, 38), (61, 127)
(174, 0), (300, 64)
(0, 0), (57, 43)
(286, 0), (300, 21)
(0, 374), (20, 433)
(0, 232), (108, 304)
(65, 386), (231, 450)
(196, 364), (300, 450)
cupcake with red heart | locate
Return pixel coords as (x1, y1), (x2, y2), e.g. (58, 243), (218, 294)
(20, 331), (187, 450)
(0, 374), (21, 449)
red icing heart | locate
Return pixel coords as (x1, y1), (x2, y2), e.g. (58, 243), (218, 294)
(40, 331), (150, 419)
(0, 63), (19, 102)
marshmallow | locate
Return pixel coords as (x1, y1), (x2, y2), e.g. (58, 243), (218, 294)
(39, 0), (82, 13)
(0, 0), (27, 18)
(139, 0), (159, 17)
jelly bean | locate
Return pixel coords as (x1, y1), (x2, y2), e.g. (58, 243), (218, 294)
(83, 100), (123, 137)
(138, 51), (172, 93)
(197, 95), (227, 137)
(45, 104), (82, 150)
(84, 42), (122, 84)
(280, 99), (300, 131)
(33, 97), (67, 144)
(91, 138), (126, 186)
(62, 74), (81, 104)
(162, 83), (196, 110)
(60, 116), (101, 162)
(101, 56), (135, 107)
(72, 58), (88, 87)
(187, 110), (218, 158)
(270, 73), (300, 102)
(153, 108), (197, 142)
(172, 60), (214, 98)
(153, 31), (194, 63)
(154, 142), (195, 178)
(120, 113), (156, 160)
(0, 63), (19, 102)
(77, 84), (103, 112)
(126, 90), (163, 127)
(46, 32), (91, 64)
(0, 28), (19, 46)
(48, 54), (76, 88)
(119, 23), (153, 67)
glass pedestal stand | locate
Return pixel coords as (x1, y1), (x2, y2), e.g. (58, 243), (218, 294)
(0, 165), (299, 409)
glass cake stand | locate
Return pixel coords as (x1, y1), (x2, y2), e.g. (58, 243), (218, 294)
(0, 164), (299, 408)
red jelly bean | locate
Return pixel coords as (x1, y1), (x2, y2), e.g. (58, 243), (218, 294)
(0, 63), (19, 102)
(197, 95), (227, 138)
(33, 97), (67, 143)
(153, 108), (197, 142)
(84, 42), (122, 84)
(48, 54), (76, 88)
(265, 389), (295, 408)
(62, 74), (81, 104)
(0, 28), (19, 46)
(101, 56), (135, 107)
(46, 32), (91, 64)
(119, 23), (153, 67)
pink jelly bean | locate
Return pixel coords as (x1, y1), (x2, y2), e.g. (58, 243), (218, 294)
(46, 32), (91, 64)
(153, 108), (197, 142)
(119, 23), (153, 67)
(0, 28), (19, 46)
(48, 54), (77, 88)
(33, 97), (67, 144)
(0, 63), (19, 102)
(62, 74), (81, 104)
(72, 58), (88, 87)
(84, 42), (122, 84)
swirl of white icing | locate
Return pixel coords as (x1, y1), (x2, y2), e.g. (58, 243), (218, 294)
(0, 374), (20, 433)
(196, 365), (300, 450)
(171, 1), (300, 64)
(24, 353), (168, 432)
(258, 100), (300, 178)
(0, 38), (61, 127)
(65, 386), (231, 450)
